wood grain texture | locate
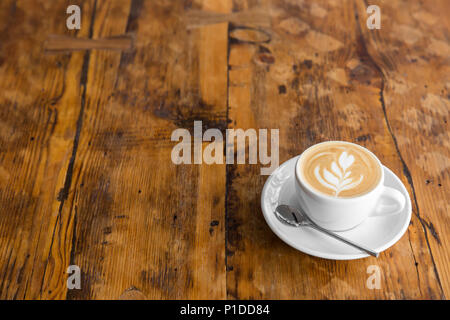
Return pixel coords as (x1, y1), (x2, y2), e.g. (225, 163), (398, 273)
(0, 0), (97, 299)
(0, 0), (448, 299)
(356, 0), (450, 297)
(226, 0), (443, 299)
(44, 35), (133, 52)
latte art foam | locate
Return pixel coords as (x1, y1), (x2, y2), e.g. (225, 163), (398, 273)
(299, 142), (381, 198)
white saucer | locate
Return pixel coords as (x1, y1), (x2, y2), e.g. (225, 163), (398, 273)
(261, 156), (412, 260)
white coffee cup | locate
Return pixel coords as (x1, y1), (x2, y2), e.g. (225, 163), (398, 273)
(294, 141), (406, 231)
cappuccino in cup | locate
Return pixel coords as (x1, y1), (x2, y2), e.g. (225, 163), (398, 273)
(298, 141), (382, 198)
(295, 141), (406, 231)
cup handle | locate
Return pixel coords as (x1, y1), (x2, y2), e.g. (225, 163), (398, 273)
(371, 186), (406, 217)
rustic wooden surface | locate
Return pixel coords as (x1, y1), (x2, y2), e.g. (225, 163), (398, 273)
(0, 0), (448, 299)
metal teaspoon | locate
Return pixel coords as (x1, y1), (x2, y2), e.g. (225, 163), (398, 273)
(275, 205), (379, 258)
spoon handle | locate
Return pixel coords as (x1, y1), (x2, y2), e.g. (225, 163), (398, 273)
(309, 223), (379, 258)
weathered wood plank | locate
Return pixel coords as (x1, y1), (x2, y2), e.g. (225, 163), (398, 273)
(40, 0), (133, 300)
(225, 0), (445, 299)
(356, 0), (449, 298)
(63, 0), (229, 299)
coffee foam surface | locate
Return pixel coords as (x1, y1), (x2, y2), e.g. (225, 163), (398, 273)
(299, 142), (381, 198)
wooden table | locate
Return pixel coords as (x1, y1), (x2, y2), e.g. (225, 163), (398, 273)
(0, 0), (448, 300)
